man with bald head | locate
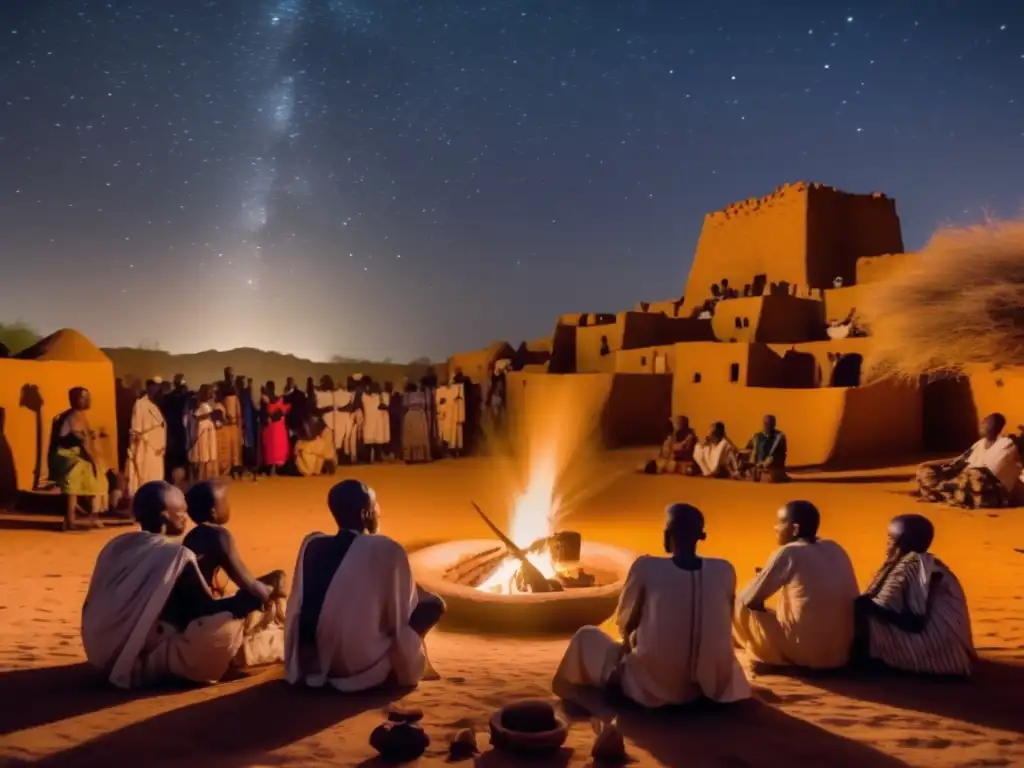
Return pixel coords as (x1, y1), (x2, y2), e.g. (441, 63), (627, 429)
(855, 514), (974, 676)
(284, 479), (445, 692)
(916, 412), (1022, 508)
(81, 480), (283, 688)
(733, 501), (858, 670)
(554, 503), (750, 708)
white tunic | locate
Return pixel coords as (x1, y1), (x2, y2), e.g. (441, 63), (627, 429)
(315, 389), (337, 444)
(965, 435), (1022, 491)
(554, 556), (750, 708)
(126, 396), (166, 497)
(331, 388), (354, 450)
(435, 384), (465, 450)
(362, 392), (390, 445)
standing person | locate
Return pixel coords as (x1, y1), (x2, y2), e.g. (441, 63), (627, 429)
(733, 501), (859, 671)
(189, 385), (219, 481)
(49, 387), (111, 530)
(340, 376), (364, 464)
(238, 376), (260, 478)
(217, 379), (243, 479)
(361, 381), (390, 464)
(402, 382), (432, 463)
(161, 374), (190, 482)
(385, 381), (403, 460)
(420, 370), (439, 454)
(126, 379), (167, 499)
(261, 382), (291, 475)
(282, 377), (307, 448)
(314, 375), (338, 450)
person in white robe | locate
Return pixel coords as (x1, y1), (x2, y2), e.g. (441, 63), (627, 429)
(916, 412), (1023, 508)
(81, 481), (285, 689)
(553, 503), (750, 708)
(126, 380), (168, 498)
(693, 421), (739, 478)
(361, 382), (390, 462)
(733, 501), (859, 670)
(285, 479), (445, 692)
(854, 514), (974, 676)
(314, 376), (338, 453)
(435, 383), (466, 456)
(332, 385), (354, 460)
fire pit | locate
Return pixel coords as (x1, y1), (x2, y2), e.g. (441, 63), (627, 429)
(409, 527), (634, 635)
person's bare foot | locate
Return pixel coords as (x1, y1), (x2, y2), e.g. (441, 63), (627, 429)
(63, 517), (102, 531)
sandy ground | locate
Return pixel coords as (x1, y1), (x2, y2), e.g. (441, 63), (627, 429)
(1, 451), (1023, 767)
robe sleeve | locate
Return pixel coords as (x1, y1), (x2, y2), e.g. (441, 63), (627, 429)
(615, 558), (646, 639)
(738, 547), (793, 609)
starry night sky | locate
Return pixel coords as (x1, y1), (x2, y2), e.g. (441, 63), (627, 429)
(0, 1), (1021, 363)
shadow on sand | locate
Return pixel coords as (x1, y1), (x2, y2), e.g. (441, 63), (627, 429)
(557, 685), (905, 767)
(807, 657), (1024, 734)
(33, 674), (402, 767)
(792, 473), (914, 485)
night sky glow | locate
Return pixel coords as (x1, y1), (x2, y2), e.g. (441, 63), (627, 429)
(1, 1), (1022, 362)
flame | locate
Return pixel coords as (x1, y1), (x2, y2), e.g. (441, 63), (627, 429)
(477, 462), (559, 594)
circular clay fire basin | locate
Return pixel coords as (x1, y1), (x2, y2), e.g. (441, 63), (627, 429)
(409, 539), (635, 635)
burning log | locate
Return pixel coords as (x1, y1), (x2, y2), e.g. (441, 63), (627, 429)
(443, 546), (507, 588)
(471, 502), (556, 593)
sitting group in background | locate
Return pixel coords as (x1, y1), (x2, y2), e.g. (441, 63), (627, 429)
(643, 414), (789, 483)
(916, 412), (1024, 509)
(555, 500), (975, 711)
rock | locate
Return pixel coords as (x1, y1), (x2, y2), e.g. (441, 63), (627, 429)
(369, 722), (430, 762)
(591, 718), (626, 762)
(449, 727), (478, 759)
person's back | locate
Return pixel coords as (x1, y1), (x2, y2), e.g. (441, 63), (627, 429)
(623, 555), (745, 707)
(770, 539), (858, 667)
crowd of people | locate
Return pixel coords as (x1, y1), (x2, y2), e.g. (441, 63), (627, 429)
(643, 413), (789, 483)
(79, 481), (974, 725)
(49, 364), (511, 530)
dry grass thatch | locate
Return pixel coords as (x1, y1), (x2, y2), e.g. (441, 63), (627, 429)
(861, 218), (1024, 382)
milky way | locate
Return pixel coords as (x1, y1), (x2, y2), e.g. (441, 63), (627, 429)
(0, 1), (1022, 361)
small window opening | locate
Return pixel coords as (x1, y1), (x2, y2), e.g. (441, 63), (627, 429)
(729, 363), (740, 383)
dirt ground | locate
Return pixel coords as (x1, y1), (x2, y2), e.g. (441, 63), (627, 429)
(1, 450), (1023, 767)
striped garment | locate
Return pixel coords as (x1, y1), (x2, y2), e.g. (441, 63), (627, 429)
(866, 552), (974, 676)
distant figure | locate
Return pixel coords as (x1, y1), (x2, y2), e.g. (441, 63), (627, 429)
(261, 382), (291, 474)
(126, 379), (167, 499)
(284, 480), (444, 691)
(282, 377), (308, 443)
(833, 276), (844, 288)
(217, 377), (243, 479)
(49, 387), (111, 530)
(642, 416), (696, 475)
(314, 375), (338, 450)
(293, 415), (336, 477)
(693, 421), (739, 478)
(553, 503), (750, 708)
(738, 415), (788, 482)
(916, 412), (1022, 508)
(402, 382), (432, 463)
(854, 514), (974, 676)
(81, 481), (284, 689)
(733, 501), (859, 671)
(161, 374), (190, 480)
(189, 384), (219, 481)
(386, 381), (404, 458)
(238, 376), (261, 475)
(361, 381), (390, 463)
(599, 335), (611, 356)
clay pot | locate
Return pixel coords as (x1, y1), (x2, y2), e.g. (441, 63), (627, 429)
(489, 700), (568, 753)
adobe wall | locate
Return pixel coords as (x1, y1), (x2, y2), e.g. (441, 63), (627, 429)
(506, 372), (672, 448)
(683, 182), (904, 315)
(574, 312), (709, 373)
(768, 338), (875, 388)
(856, 252), (919, 284)
(575, 321), (623, 374)
(966, 366), (1024, 438)
(614, 345), (676, 374)
(549, 324), (577, 373)
(711, 295), (825, 344)
(0, 359), (118, 496)
(672, 342), (783, 389)
(822, 285), (867, 323)
(634, 299), (685, 318)
(672, 379), (920, 467)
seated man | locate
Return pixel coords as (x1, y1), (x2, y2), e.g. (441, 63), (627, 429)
(48, 387), (114, 530)
(553, 503), (750, 708)
(182, 479), (286, 604)
(737, 415), (788, 482)
(692, 421), (739, 478)
(854, 514), (974, 676)
(733, 501), (858, 671)
(292, 415), (337, 477)
(916, 412), (1022, 508)
(284, 479), (445, 692)
(81, 481), (285, 689)
(642, 416), (697, 475)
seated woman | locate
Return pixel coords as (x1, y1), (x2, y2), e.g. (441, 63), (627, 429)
(692, 422), (739, 478)
(642, 416), (696, 475)
(854, 514), (974, 676)
(49, 387), (114, 531)
(291, 415), (337, 477)
(916, 413), (1022, 508)
(182, 479), (286, 605)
